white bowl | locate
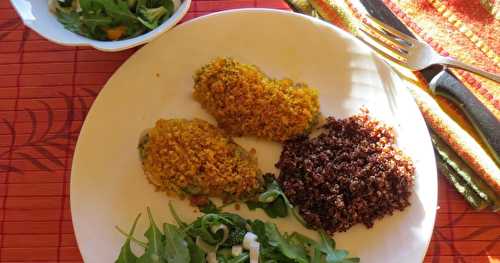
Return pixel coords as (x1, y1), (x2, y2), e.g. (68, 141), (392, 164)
(9, 0), (192, 52)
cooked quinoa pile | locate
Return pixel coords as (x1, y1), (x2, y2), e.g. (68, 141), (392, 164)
(277, 110), (415, 234)
(193, 58), (320, 142)
(139, 118), (263, 200)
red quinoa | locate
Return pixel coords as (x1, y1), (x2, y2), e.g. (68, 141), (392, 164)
(277, 109), (415, 234)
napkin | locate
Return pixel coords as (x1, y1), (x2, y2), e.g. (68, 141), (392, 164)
(285, 0), (500, 211)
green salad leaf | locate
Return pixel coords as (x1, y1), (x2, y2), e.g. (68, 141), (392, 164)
(265, 223), (309, 263)
(315, 231), (360, 263)
(168, 201), (187, 229)
(137, 208), (164, 263)
(55, 10), (83, 35)
(249, 219), (267, 244)
(163, 223), (190, 263)
(115, 213), (141, 263)
(246, 174), (289, 218)
(186, 236), (206, 263)
(90, 0), (138, 22)
(52, 0), (175, 40)
(246, 174), (308, 227)
(115, 206), (360, 263)
(226, 253), (249, 263)
(198, 199), (220, 214)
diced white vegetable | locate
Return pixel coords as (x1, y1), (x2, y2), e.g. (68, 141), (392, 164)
(231, 245), (243, 256)
(249, 241), (260, 263)
(206, 252), (218, 263)
(243, 232), (258, 250)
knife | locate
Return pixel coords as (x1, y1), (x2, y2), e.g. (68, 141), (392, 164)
(360, 0), (500, 164)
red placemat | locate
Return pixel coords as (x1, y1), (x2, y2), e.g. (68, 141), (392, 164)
(0, 0), (498, 262)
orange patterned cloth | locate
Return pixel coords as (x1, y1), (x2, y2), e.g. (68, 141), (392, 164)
(385, 0), (500, 193)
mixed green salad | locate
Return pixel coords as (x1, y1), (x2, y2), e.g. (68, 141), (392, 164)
(49, 0), (178, 41)
(115, 204), (360, 263)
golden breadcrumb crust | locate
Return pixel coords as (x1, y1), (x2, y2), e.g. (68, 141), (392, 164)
(140, 118), (263, 200)
(193, 58), (320, 142)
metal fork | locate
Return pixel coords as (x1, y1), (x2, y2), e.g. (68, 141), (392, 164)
(357, 16), (500, 83)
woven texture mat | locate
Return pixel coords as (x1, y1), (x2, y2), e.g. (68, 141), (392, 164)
(0, 0), (498, 262)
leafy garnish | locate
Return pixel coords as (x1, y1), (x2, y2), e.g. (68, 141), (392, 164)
(55, 10), (82, 34)
(115, 213), (141, 263)
(230, 254), (249, 263)
(198, 199), (220, 214)
(137, 207), (164, 263)
(185, 236), (206, 263)
(265, 223), (309, 263)
(247, 174), (308, 227)
(163, 223), (191, 263)
(52, 0), (176, 40)
(115, 206), (360, 263)
(90, 0), (138, 23)
(168, 201), (187, 229)
(317, 231), (360, 263)
(246, 174), (289, 218)
(249, 219), (268, 244)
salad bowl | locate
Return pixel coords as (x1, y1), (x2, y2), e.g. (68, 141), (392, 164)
(9, 0), (191, 52)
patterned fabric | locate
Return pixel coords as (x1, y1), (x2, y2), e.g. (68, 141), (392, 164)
(0, 0), (498, 262)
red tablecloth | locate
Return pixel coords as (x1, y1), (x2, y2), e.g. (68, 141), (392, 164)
(0, 0), (498, 262)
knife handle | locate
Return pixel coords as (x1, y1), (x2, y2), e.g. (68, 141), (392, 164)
(431, 70), (500, 164)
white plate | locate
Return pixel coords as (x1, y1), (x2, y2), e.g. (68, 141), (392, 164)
(71, 9), (437, 263)
(9, 0), (191, 52)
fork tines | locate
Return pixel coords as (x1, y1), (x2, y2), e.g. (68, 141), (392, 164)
(357, 15), (414, 65)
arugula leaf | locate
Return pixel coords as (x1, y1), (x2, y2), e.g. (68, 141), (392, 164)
(82, 14), (113, 29)
(137, 207), (164, 263)
(163, 223), (191, 263)
(186, 214), (230, 245)
(227, 253), (249, 263)
(137, 6), (167, 29)
(246, 175), (289, 218)
(186, 236), (206, 263)
(92, 0), (138, 23)
(247, 199), (287, 218)
(249, 219), (268, 244)
(168, 202), (187, 229)
(115, 213), (141, 263)
(312, 247), (322, 263)
(265, 223), (308, 263)
(115, 208), (360, 263)
(55, 0), (174, 40)
(288, 232), (318, 249)
(56, 11), (87, 36)
(317, 231), (360, 263)
(159, 0), (175, 19)
(198, 199), (220, 214)
(79, 0), (104, 13)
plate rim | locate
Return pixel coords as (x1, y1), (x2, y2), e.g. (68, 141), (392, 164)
(70, 8), (437, 262)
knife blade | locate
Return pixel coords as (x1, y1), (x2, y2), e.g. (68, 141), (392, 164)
(360, 0), (499, 164)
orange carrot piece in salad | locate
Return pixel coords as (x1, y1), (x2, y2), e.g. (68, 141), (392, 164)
(106, 26), (127, 40)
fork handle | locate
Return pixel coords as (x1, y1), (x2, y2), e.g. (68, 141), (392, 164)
(439, 57), (500, 83)
(430, 70), (500, 164)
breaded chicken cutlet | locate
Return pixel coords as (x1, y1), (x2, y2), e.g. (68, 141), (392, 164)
(139, 118), (263, 200)
(193, 58), (320, 142)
